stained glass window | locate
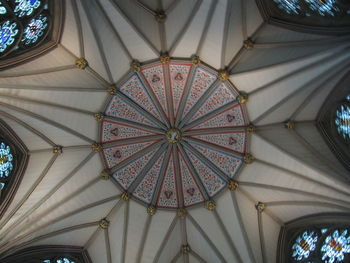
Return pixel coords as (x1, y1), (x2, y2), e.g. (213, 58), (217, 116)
(0, 2), (6, 15)
(22, 14), (48, 46)
(0, 0), (50, 58)
(289, 227), (350, 263)
(0, 142), (13, 178)
(273, 0), (302, 14)
(13, 0), (41, 17)
(321, 230), (350, 263)
(43, 258), (76, 263)
(292, 231), (318, 261)
(305, 0), (339, 16)
(335, 95), (350, 140)
(272, 0), (349, 17)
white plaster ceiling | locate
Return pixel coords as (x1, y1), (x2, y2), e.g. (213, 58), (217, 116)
(0, 0), (349, 262)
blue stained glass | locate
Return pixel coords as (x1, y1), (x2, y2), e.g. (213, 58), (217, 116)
(0, 142), (13, 178)
(56, 258), (75, 263)
(292, 231), (318, 261)
(0, 182), (5, 191)
(59, 258), (75, 263)
(0, 2), (6, 15)
(322, 228), (329, 234)
(305, 0), (340, 16)
(43, 258), (75, 263)
(13, 0), (41, 17)
(0, 21), (19, 53)
(273, 0), (301, 14)
(22, 15), (47, 45)
(321, 229), (350, 263)
(335, 104), (350, 140)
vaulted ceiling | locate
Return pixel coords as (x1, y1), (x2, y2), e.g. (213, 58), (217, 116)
(0, 0), (349, 263)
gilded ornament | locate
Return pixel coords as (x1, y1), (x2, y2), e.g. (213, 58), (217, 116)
(238, 93), (248, 104)
(107, 85), (117, 95)
(243, 38), (254, 50)
(205, 200), (216, 211)
(285, 120), (295, 130)
(121, 192), (130, 201)
(131, 60), (141, 72)
(228, 180), (239, 191)
(255, 202), (266, 213)
(219, 70), (229, 81)
(100, 171), (110, 180)
(182, 245), (190, 254)
(191, 55), (200, 66)
(160, 54), (170, 64)
(75, 58), (88, 69)
(52, 145), (63, 155)
(99, 218), (110, 229)
(155, 10), (166, 22)
(177, 208), (187, 218)
(165, 128), (182, 143)
(244, 153), (254, 164)
(94, 112), (104, 121)
(247, 124), (256, 133)
(91, 143), (102, 153)
(147, 206), (157, 215)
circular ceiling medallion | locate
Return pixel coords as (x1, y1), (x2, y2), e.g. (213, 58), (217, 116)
(100, 58), (250, 210)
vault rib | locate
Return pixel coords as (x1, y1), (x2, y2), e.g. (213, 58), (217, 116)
(0, 154), (58, 234)
(153, 215), (178, 263)
(2, 176), (101, 246)
(1, 195), (120, 253)
(108, 0), (159, 56)
(80, 0), (114, 84)
(168, 0), (203, 56)
(0, 110), (55, 146)
(71, 0), (85, 57)
(187, 213), (227, 263)
(0, 101), (95, 143)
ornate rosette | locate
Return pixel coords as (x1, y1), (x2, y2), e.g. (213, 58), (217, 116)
(100, 59), (249, 209)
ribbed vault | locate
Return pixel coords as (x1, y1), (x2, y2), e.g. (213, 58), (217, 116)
(0, 0), (349, 263)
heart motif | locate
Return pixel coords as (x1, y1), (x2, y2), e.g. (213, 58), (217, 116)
(226, 114), (235, 123)
(229, 137), (237, 145)
(113, 150), (122, 159)
(186, 188), (195, 196)
(164, 190), (173, 199)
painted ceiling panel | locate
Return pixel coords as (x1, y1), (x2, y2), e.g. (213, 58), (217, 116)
(0, 0), (349, 262)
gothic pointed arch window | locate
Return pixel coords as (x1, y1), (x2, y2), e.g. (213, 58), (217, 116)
(0, 118), (29, 219)
(317, 71), (350, 180)
(277, 213), (350, 262)
(256, 0), (350, 34)
(335, 95), (350, 141)
(0, 0), (64, 69)
(0, 246), (92, 263)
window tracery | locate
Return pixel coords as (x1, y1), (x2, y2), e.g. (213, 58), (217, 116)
(0, 0), (49, 57)
(257, 0), (350, 34)
(335, 95), (350, 141)
(277, 214), (350, 263)
(43, 257), (76, 263)
(290, 228), (350, 262)
(0, 246), (91, 263)
(0, 119), (28, 219)
(0, 0), (63, 69)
